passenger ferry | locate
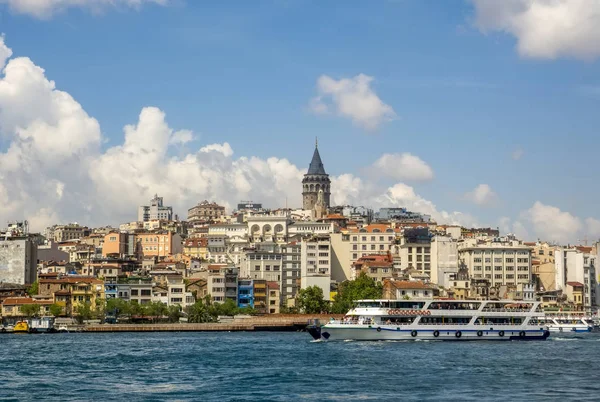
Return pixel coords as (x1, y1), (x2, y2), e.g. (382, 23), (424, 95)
(540, 315), (593, 333)
(307, 299), (550, 341)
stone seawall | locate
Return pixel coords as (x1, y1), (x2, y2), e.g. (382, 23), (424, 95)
(84, 314), (343, 332)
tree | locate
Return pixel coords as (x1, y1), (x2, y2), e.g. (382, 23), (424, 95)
(21, 303), (41, 318)
(186, 299), (215, 323)
(27, 281), (38, 296)
(49, 304), (63, 317)
(146, 301), (168, 322)
(331, 272), (383, 314)
(167, 305), (182, 323)
(74, 302), (93, 323)
(106, 298), (130, 318)
(210, 298), (239, 317)
(297, 286), (328, 314)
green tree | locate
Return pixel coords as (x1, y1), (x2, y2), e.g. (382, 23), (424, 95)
(21, 303), (41, 318)
(186, 299), (216, 323)
(27, 281), (38, 296)
(331, 272), (383, 314)
(75, 302), (93, 323)
(210, 298), (239, 317)
(49, 303), (63, 317)
(146, 301), (168, 322)
(93, 298), (106, 319)
(167, 305), (182, 323)
(106, 298), (130, 318)
(297, 286), (328, 314)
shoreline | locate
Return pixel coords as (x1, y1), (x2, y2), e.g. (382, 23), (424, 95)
(1, 314), (343, 333)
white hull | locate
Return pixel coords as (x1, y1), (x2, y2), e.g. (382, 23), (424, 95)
(547, 324), (591, 333)
(317, 325), (549, 341)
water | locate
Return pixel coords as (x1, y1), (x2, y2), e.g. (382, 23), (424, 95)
(1, 332), (600, 401)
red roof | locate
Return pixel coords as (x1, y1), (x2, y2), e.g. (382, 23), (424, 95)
(567, 281), (584, 287)
(385, 280), (432, 290)
(267, 281), (279, 290)
(2, 297), (52, 305)
(576, 246), (592, 253)
(39, 276), (103, 285)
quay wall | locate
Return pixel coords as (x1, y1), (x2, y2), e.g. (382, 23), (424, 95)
(84, 314), (343, 332)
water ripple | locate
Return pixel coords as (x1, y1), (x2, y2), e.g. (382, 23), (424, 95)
(1, 332), (599, 401)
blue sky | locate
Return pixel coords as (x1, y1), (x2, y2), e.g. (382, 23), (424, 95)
(0, 0), (599, 243)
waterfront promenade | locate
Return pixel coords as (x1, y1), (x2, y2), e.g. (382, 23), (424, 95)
(79, 314), (343, 332)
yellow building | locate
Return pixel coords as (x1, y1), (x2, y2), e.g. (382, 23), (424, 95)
(1, 297), (52, 317)
(39, 277), (104, 316)
(183, 237), (208, 259)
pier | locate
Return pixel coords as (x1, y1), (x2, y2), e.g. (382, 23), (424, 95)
(82, 314), (343, 332)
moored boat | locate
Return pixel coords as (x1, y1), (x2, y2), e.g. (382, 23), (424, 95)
(13, 321), (29, 333)
(307, 299), (550, 341)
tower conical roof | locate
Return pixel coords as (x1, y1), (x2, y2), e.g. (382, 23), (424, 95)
(307, 145), (327, 175)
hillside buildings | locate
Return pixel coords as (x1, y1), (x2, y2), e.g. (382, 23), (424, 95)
(138, 194), (173, 222)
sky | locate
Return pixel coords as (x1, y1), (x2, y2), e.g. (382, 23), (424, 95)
(0, 0), (599, 244)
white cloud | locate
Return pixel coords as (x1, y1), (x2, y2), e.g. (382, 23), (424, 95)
(373, 153), (434, 181)
(199, 142), (233, 157)
(0, 37), (482, 232)
(585, 217), (600, 238)
(169, 129), (193, 145)
(0, 35), (12, 71)
(0, 0), (168, 19)
(521, 201), (582, 243)
(310, 73), (396, 131)
(464, 184), (497, 206)
(470, 0), (600, 60)
(511, 147), (524, 160)
(376, 183), (478, 227)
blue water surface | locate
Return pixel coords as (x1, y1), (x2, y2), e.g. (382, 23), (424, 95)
(1, 331), (599, 401)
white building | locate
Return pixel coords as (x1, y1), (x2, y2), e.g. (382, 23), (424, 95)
(458, 243), (532, 287)
(555, 247), (597, 309)
(138, 194), (173, 222)
(300, 235), (331, 301)
(430, 235), (459, 287)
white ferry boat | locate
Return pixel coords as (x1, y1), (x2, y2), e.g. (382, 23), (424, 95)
(307, 299), (550, 341)
(540, 316), (592, 333)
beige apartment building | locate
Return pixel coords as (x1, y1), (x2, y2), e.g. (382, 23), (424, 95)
(331, 224), (398, 282)
(458, 243), (532, 287)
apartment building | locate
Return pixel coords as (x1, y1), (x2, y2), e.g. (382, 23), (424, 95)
(188, 200), (225, 222)
(138, 194), (173, 222)
(458, 242), (532, 287)
(330, 224), (398, 282)
(555, 247), (597, 310)
(300, 235), (331, 301)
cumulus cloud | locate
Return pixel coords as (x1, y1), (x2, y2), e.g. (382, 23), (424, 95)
(521, 201), (582, 244)
(199, 142), (234, 157)
(0, 0), (168, 19)
(310, 73), (396, 131)
(373, 153), (434, 181)
(0, 37), (481, 232)
(464, 184), (497, 207)
(376, 183), (479, 227)
(0, 35), (11, 70)
(585, 217), (600, 238)
(470, 0), (600, 60)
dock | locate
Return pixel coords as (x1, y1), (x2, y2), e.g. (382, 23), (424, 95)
(83, 314), (343, 332)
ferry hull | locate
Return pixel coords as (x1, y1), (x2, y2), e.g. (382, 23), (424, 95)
(309, 325), (550, 341)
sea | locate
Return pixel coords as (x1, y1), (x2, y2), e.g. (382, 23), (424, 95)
(1, 331), (599, 401)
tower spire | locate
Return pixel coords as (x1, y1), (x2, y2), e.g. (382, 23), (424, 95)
(315, 136), (318, 148)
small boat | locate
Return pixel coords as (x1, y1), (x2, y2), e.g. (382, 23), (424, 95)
(13, 321), (29, 333)
(307, 299), (550, 341)
(540, 316), (592, 333)
(57, 325), (69, 333)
